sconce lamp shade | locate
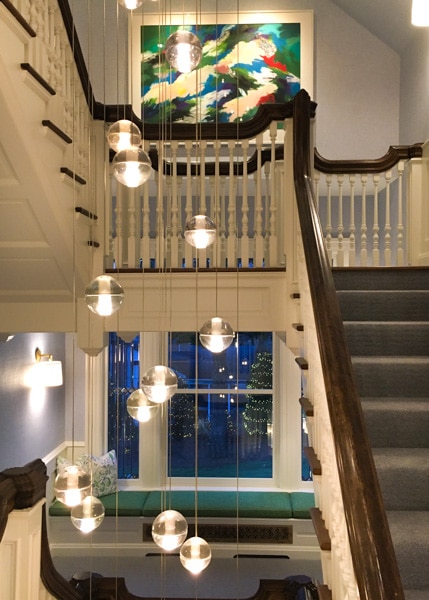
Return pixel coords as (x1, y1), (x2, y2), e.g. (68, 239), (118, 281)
(71, 495), (105, 533)
(113, 148), (152, 188)
(117, 0), (143, 8)
(85, 275), (124, 317)
(180, 536), (212, 574)
(152, 510), (188, 551)
(126, 389), (159, 422)
(412, 0), (429, 25)
(199, 317), (234, 353)
(106, 119), (141, 152)
(141, 365), (178, 404)
(34, 347), (63, 387)
(185, 215), (216, 249)
(54, 465), (91, 507)
(165, 30), (203, 73)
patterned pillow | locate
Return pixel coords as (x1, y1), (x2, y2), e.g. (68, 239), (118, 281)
(56, 450), (117, 498)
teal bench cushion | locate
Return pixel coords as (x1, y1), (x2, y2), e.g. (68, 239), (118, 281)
(49, 491), (149, 517)
(142, 491), (293, 519)
(290, 492), (315, 519)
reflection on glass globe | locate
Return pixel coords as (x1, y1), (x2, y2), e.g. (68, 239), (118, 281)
(85, 275), (124, 317)
(54, 465), (91, 507)
(113, 148), (152, 188)
(126, 389), (159, 422)
(165, 30), (202, 73)
(71, 495), (105, 533)
(199, 317), (234, 353)
(152, 510), (188, 551)
(180, 536), (211, 574)
(141, 365), (178, 404)
(185, 215), (216, 249)
(117, 0), (143, 9)
(106, 119), (141, 152)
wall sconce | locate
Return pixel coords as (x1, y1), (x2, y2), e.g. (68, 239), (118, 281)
(34, 347), (63, 387)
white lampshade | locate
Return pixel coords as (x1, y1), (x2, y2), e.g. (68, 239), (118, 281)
(106, 119), (141, 152)
(54, 465), (91, 507)
(199, 317), (234, 353)
(126, 389), (159, 422)
(185, 215), (216, 249)
(71, 495), (105, 533)
(34, 360), (63, 387)
(152, 510), (188, 551)
(412, 0), (429, 25)
(165, 30), (202, 73)
(113, 148), (152, 188)
(180, 536), (212, 574)
(141, 365), (178, 404)
(85, 275), (124, 317)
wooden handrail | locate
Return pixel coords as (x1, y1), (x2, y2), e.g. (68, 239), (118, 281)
(292, 89), (405, 600)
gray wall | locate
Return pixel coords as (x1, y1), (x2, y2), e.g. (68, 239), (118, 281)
(0, 333), (66, 471)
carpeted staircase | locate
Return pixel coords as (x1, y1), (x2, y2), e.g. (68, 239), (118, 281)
(332, 267), (429, 600)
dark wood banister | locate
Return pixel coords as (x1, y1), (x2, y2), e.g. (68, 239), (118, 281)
(314, 144), (423, 174)
(292, 88), (405, 600)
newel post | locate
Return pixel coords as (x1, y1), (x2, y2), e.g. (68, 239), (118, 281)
(407, 139), (429, 265)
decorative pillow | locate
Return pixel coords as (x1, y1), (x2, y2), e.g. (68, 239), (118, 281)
(56, 450), (117, 498)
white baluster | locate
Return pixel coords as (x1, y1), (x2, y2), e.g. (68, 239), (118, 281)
(254, 133), (264, 267)
(348, 175), (356, 266)
(396, 161), (405, 266)
(227, 140), (237, 268)
(170, 141), (180, 268)
(268, 122), (278, 266)
(156, 141), (165, 269)
(115, 182), (123, 268)
(325, 175), (333, 264)
(127, 187), (137, 268)
(141, 179), (150, 268)
(213, 140), (222, 269)
(198, 140), (208, 268)
(241, 139), (250, 268)
(372, 174), (380, 266)
(219, 176), (227, 268)
(360, 175), (368, 266)
(336, 175), (344, 266)
(184, 140), (193, 268)
(383, 170), (392, 266)
(314, 171), (320, 212)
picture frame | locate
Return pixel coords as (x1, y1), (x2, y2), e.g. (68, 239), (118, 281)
(131, 10), (313, 125)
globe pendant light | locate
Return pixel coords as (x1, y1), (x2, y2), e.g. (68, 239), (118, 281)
(113, 148), (152, 188)
(126, 388), (159, 422)
(141, 365), (178, 404)
(106, 119), (141, 152)
(71, 495), (105, 533)
(85, 275), (124, 317)
(54, 465), (91, 507)
(180, 536), (212, 574)
(165, 30), (203, 73)
(185, 215), (216, 249)
(117, 0), (143, 9)
(152, 509), (188, 551)
(412, 0), (429, 25)
(199, 317), (234, 353)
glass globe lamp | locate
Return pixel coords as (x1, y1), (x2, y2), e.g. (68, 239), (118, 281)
(152, 510), (188, 551)
(141, 366), (178, 404)
(126, 389), (158, 422)
(165, 30), (202, 73)
(180, 536), (211, 574)
(106, 119), (141, 152)
(117, 0), (143, 9)
(71, 495), (105, 533)
(199, 317), (234, 353)
(185, 215), (216, 249)
(85, 275), (124, 317)
(54, 465), (91, 507)
(113, 148), (152, 188)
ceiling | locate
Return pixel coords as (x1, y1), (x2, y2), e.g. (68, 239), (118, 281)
(330, 0), (418, 54)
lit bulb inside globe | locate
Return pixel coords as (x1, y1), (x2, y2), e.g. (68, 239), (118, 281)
(141, 365), (178, 404)
(85, 275), (124, 317)
(199, 317), (234, 353)
(180, 536), (211, 574)
(152, 510), (188, 551)
(165, 30), (202, 73)
(113, 148), (152, 188)
(54, 465), (91, 507)
(71, 495), (105, 533)
(185, 215), (216, 249)
(117, 0), (143, 9)
(126, 389), (158, 422)
(106, 119), (141, 152)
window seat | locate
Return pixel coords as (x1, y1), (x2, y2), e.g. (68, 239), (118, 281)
(49, 490), (315, 520)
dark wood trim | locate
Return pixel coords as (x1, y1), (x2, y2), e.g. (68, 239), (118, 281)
(105, 267), (286, 274)
(60, 167), (86, 185)
(75, 206), (98, 220)
(314, 143), (423, 174)
(295, 357), (308, 371)
(88, 240), (100, 248)
(304, 446), (322, 476)
(299, 396), (313, 417)
(310, 508), (331, 552)
(42, 120), (72, 144)
(20, 63), (56, 95)
(292, 322), (304, 332)
(0, 0), (36, 37)
(290, 292), (300, 300)
(317, 584), (332, 600)
(293, 89), (405, 600)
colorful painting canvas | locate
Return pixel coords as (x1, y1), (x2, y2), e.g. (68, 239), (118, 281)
(140, 22), (301, 124)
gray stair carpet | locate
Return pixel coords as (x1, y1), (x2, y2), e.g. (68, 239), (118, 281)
(333, 267), (429, 600)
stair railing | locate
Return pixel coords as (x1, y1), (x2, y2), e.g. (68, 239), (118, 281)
(292, 89), (405, 600)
